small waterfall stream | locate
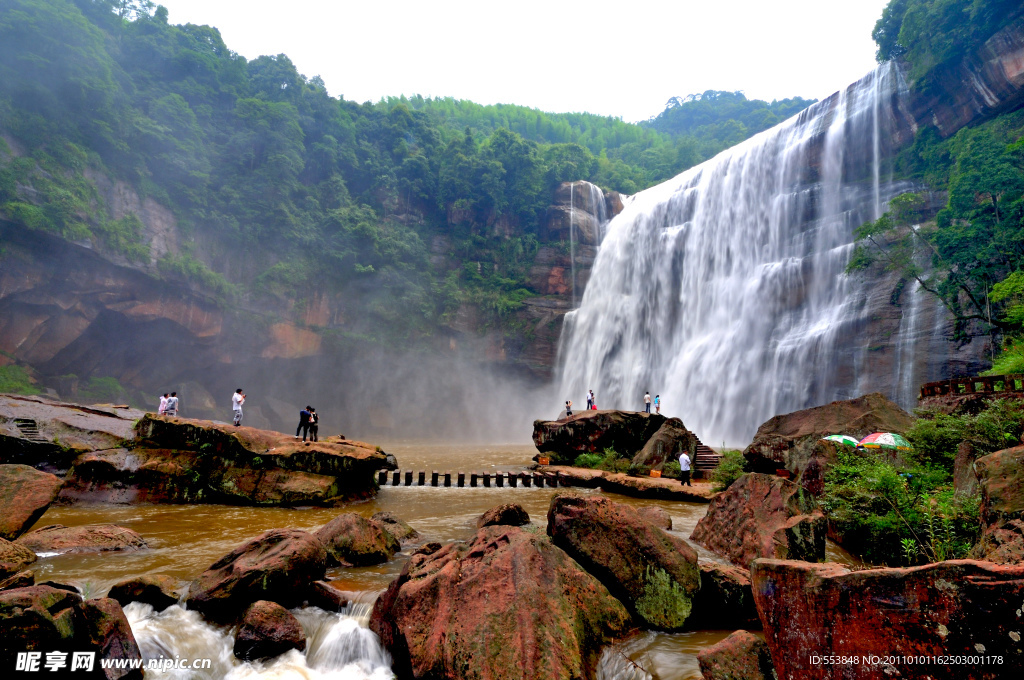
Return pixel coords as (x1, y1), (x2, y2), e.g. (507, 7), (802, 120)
(557, 63), (930, 445)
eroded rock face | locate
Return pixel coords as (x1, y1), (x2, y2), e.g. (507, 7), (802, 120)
(0, 537), (37, 579)
(16, 524), (146, 555)
(633, 418), (698, 469)
(370, 511), (419, 543)
(107, 575), (183, 611)
(742, 393), (914, 473)
(637, 506), (672, 530)
(690, 473), (825, 569)
(369, 525), (632, 680)
(547, 494), (700, 630)
(73, 598), (144, 678)
(533, 410), (672, 464)
(752, 559), (1024, 679)
(0, 464), (63, 540)
(970, 445), (1024, 563)
(689, 561), (760, 631)
(697, 630), (775, 680)
(477, 503), (531, 528)
(187, 529), (327, 623)
(233, 600), (306, 661)
(314, 513), (400, 567)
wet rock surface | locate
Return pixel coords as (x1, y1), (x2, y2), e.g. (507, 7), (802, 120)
(187, 528), (328, 623)
(370, 511), (419, 543)
(0, 537), (37, 579)
(689, 561), (760, 631)
(697, 629), (775, 680)
(547, 493), (700, 630)
(637, 506), (672, 530)
(233, 600), (306, 661)
(0, 464), (64, 540)
(369, 525), (632, 680)
(477, 503), (531, 528)
(16, 524), (147, 555)
(753, 559), (1024, 679)
(107, 574), (183, 611)
(690, 473), (825, 568)
(314, 512), (400, 567)
(970, 444), (1024, 563)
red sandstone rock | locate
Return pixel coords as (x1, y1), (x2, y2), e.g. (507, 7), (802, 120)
(752, 559), (1024, 679)
(637, 506), (672, 530)
(187, 528), (327, 623)
(533, 410), (669, 464)
(0, 464), (63, 540)
(233, 600), (306, 661)
(600, 472), (716, 502)
(16, 524), (146, 555)
(971, 445), (1024, 563)
(73, 598), (144, 679)
(689, 561), (760, 630)
(370, 511), (419, 543)
(304, 580), (348, 611)
(477, 503), (530, 528)
(314, 513), (400, 567)
(742, 393), (914, 473)
(547, 493), (700, 630)
(632, 418), (698, 469)
(697, 630), (775, 680)
(369, 526), (632, 680)
(0, 537), (36, 579)
(0, 569), (34, 591)
(107, 574), (183, 611)
(690, 473), (825, 569)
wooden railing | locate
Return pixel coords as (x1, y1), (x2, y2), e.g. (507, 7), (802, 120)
(919, 375), (1024, 399)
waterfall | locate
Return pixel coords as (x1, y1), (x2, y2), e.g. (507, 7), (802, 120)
(557, 63), (925, 445)
(570, 181), (577, 307)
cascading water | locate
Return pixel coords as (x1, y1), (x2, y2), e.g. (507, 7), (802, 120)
(558, 63), (927, 445)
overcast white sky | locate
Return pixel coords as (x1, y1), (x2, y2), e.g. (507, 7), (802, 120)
(155, 0), (892, 122)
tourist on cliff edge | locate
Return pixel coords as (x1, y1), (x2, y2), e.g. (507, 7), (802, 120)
(308, 407), (319, 442)
(586, 391), (593, 410)
(679, 450), (692, 486)
(565, 400), (573, 420)
(232, 388), (245, 426)
(165, 392), (178, 417)
(158, 393), (168, 415)
(644, 391), (651, 413)
(297, 406), (311, 440)
(655, 394), (661, 414)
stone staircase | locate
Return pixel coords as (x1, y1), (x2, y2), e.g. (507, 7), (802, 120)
(693, 436), (721, 479)
(13, 418), (48, 443)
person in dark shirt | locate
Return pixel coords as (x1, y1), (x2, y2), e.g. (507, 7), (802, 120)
(296, 406), (311, 440)
(307, 407), (319, 442)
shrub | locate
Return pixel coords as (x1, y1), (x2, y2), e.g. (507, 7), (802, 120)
(0, 365), (38, 394)
(573, 453), (603, 468)
(710, 450), (746, 491)
(662, 461), (682, 479)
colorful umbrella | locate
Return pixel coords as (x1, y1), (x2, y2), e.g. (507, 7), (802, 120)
(821, 434), (859, 447)
(857, 432), (913, 451)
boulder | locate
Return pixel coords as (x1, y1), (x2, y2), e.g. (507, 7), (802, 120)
(752, 559), (1024, 679)
(187, 528), (327, 623)
(688, 561), (760, 630)
(0, 570), (34, 590)
(107, 574), (183, 611)
(533, 410), (671, 464)
(73, 598), (144, 678)
(477, 503), (531, 528)
(547, 494), (700, 630)
(690, 473), (825, 569)
(793, 439), (840, 496)
(971, 445), (1024, 563)
(0, 464), (63, 540)
(632, 417), (698, 469)
(370, 511), (419, 543)
(0, 538), (37, 579)
(953, 440), (981, 499)
(600, 472), (715, 502)
(548, 466), (607, 488)
(303, 580), (348, 612)
(742, 392), (914, 473)
(314, 513), (400, 567)
(637, 506), (672, 530)
(16, 524), (147, 555)
(233, 600), (306, 661)
(697, 630), (775, 680)
(370, 526), (632, 680)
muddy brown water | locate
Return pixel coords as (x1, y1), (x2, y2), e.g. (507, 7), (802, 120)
(31, 442), (857, 679)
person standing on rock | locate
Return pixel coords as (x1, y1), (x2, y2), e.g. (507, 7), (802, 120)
(590, 390), (596, 410)
(655, 394), (661, 415)
(158, 393), (168, 415)
(165, 392), (179, 417)
(308, 407), (319, 442)
(296, 406), (311, 440)
(232, 388), (245, 426)
(679, 450), (692, 486)
(565, 400), (573, 420)
(586, 391), (593, 410)
(644, 391), (651, 414)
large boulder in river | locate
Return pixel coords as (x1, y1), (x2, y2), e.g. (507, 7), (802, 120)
(16, 524), (147, 555)
(0, 538), (36, 579)
(742, 392), (914, 473)
(369, 525), (632, 680)
(970, 444), (1024, 563)
(233, 600), (306, 661)
(547, 493), (700, 629)
(752, 559), (1024, 679)
(370, 511), (419, 543)
(107, 574), (184, 611)
(688, 561), (760, 631)
(0, 464), (63, 540)
(533, 410), (693, 465)
(697, 630), (775, 680)
(690, 473), (825, 568)
(477, 503), (530, 528)
(314, 513), (400, 567)
(187, 528), (327, 623)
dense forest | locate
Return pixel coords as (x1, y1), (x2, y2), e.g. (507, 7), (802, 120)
(852, 0), (1024, 372)
(0, 0), (816, 369)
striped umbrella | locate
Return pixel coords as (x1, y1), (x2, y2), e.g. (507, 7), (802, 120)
(858, 432), (913, 451)
(821, 434), (859, 447)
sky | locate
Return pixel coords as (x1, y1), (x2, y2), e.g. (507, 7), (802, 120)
(154, 0), (893, 123)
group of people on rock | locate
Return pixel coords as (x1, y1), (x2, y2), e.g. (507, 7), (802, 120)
(564, 390), (664, 419)
(643, 391), (661, 414)
(297, 406), (319, 442)
(157, 392), (179, 417)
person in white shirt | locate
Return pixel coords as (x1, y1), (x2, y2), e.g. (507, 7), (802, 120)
(679, 450), (692, 486)
(165, 392), (179, 417)
(232, 389), (245, 426)
(586, 391), (593, 410)
(158, 393), (168, 415)
(644, 391), (652, 413)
